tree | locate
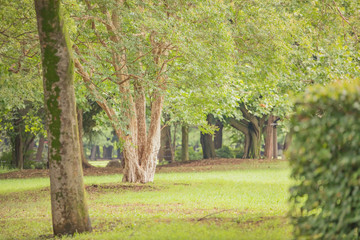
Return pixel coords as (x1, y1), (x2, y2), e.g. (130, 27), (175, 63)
(34, 0), (91, 235)
(72, 0), (234, 182)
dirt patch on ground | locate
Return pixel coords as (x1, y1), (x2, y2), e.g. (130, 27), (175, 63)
(0, 158), (282, 179)
(86, 183), (160, 193)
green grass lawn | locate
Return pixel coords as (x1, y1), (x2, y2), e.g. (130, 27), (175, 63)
(0, 161), (292, 240)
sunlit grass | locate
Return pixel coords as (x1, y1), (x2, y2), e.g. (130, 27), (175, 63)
(0, 161), (292, 239)
(89, 160), (110, 168)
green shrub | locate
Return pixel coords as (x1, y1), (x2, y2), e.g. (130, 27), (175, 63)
(216, 146), (233, 158)
(289, 80), (360, 239)
(0, 151), (13, 168)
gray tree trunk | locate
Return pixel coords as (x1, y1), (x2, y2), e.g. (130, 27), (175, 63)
(35, 0), (91, 235)
(35, 135), (45, 161)
(181, 125), (189, 161)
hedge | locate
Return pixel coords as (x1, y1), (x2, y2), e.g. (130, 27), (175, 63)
(289, 80), (360, 239)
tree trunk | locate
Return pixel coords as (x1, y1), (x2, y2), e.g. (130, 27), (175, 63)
(121, 94), (163, 183)
(103, 145), (113, 159)
(181, 125), (189, 161)
(214, 119), (223, 149)
(283, 133), (292, 156)
(35, 0), (91, 235)
(36, 135), (45, 161)
(77, 108), (93, 168)
(264, 115), (275, 159)
(200, 115), (216, 159)
(273, 125), (278, 159)
(90, 145), (97, 160)
(13, 129), (24, 169)
(159, 115), (174, 162)
(248, 123), (262, 159)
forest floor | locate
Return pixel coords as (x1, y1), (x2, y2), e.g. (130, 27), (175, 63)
(0, 159), (292, 240)
(0, 158), (283, 179)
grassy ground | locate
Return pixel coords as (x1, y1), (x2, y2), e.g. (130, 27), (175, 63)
(0, 160), (292, 240)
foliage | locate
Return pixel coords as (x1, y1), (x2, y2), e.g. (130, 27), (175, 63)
(289, 80), (360, 239)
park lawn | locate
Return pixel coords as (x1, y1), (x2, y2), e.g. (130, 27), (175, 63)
(0, 160), (292, 240)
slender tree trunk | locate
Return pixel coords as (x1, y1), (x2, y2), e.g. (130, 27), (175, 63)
(159, 115), (174, 162)
(200, 114), (216, 159)
(214, 119), (223, 149)
(273, 126), (278, 159)
(77, 108), (93, 168)
(36, 135), (45, 161)
(181, 125), (189, 161)
(90, 145), (97, 160)
(13, 130), (24, 169)
(264, 115), (274, 159)
(95, 145), (100, 159)
(35, 0), (91, 235)
(283, 133), (292, 156)
(172, 123), (177, 161)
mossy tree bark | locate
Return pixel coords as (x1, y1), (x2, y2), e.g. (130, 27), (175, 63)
(35, 0), (91, 235)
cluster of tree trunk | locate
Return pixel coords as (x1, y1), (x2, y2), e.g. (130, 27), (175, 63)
(228, 104), (283, 159)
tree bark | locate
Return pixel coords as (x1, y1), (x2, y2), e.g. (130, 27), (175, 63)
(103, 145), (113, 159)
(77, 108), (93, 168)
(273, 125), (278, 159)
(35, 0), (91, 235)
(181, 125), (189, 161)
(159, 115), (174, 162)
(214, 119), (223, 149)
(264, 115), (275, 159)
(36, 135), (45, 161)
(90, 145), (97, 160)
(283, 133), (292, 153)
(200, 115), (216, 159)
(228, 106), (266, 159)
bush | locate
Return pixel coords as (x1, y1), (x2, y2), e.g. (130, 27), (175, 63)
(0, 151), (13, 168)
(215, 146), (233, 158)
(289, 81), (360, 239)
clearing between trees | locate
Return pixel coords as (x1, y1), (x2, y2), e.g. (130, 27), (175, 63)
(0, 159), (291, 240)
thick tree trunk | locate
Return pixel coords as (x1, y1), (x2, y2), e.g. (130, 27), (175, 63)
(228, 108), (266, 159)
(35, 0), (91, 235)
(214, 119), (223, 149)
(36, 135), (45, 161)
(77, 108), (93, 168)
(181, 125), (189, 161)
(248, 123), (262, 159)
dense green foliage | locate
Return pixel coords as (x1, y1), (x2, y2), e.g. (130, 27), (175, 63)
(289, 80), (360, 239)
